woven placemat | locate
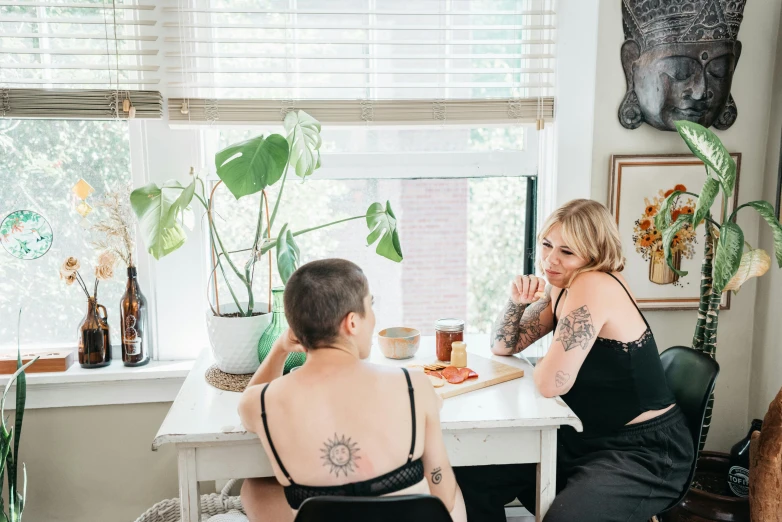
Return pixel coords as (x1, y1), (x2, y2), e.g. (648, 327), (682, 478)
(205, 365), (252, 393)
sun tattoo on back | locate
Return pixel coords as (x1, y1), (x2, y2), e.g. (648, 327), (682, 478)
(555, 305), (595, 351)
(321, 433), (361, 477)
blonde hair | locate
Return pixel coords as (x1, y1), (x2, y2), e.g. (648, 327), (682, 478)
(537, 199), (625, 286)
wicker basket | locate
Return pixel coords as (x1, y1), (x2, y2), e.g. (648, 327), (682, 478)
(134, 480), (246, 522)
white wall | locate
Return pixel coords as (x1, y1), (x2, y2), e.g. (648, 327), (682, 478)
(586, 0), (782, 450)
(554, 0), (600, 206)
(751, 5), (782, 421)
(19, 403), (178, 522)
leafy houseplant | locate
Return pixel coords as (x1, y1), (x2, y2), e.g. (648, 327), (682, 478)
(1, 311), (40, 522)
(657, 121), (782, 449)
(130, 110), (403, 318)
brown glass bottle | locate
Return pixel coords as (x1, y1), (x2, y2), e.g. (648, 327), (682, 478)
(78, 297), (112, 368)
(120, 266), (150, 366)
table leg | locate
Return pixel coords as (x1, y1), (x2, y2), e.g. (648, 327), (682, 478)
(178, 447), (201, 522)
(536, 428), (557, 522)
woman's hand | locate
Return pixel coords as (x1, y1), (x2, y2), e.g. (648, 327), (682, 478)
(509, 275), (546, 305)
(274, 328), (306, 354)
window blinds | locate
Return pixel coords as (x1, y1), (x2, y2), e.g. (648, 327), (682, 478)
(164, 0), (556, 125)
(0, 0), (162, 119)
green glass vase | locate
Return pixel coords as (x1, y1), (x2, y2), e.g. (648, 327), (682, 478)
(257, 287), (306, 374)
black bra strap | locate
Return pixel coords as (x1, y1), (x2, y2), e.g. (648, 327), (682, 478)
(401, 368), (416, 462)
(605, 272), (650, 328)
(260, 383), (295, 484)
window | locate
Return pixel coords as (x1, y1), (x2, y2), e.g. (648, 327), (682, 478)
(0, 1), (159, 89)
(0, 119), (132, 348)
(0, 0), (558, 358)
(205, 123), (536, 336)
(175, 0), (558, 339)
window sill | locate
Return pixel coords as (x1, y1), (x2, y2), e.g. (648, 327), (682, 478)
(0, 359), (193, 410)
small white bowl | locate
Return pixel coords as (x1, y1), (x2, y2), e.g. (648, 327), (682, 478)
(377, 327), (421, 360)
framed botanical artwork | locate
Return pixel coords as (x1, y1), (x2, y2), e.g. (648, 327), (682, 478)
(609, 154), (741, 311)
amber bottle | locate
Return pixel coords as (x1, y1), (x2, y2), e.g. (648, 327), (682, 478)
(78, 297), (112, 368)
(120, 266), (150, 366)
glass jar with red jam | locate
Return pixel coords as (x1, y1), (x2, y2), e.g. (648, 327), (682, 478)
(435, 318), (465, 362)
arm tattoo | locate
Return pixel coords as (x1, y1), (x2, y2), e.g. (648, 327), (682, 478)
(555, 370), (570, 388)
(491, 300), (527, 351)
(321, 433), (361, 477)
(491, 293), (552, 354)
(555, 305), (596, 351)
(431, 467), (442, 484)
(516, 296), (551, 351)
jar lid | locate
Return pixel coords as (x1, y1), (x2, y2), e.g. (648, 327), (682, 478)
(435, 318), (465, 332)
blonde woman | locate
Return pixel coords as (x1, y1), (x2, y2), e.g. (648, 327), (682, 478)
(238, 259), (466, 522)
(454, 199), (694, 522)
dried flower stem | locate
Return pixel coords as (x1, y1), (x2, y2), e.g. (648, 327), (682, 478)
(74, 271), (90, 298)
(92, 186), (136, 267)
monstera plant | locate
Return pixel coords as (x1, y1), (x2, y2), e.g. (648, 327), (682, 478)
(130, 110), (403, 318)
(657, 121), (782, 448)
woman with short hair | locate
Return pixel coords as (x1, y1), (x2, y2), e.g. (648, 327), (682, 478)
(239, 258), (466, 522)
(455, 199), (694, 522)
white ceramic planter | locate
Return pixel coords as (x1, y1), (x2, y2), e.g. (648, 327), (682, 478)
(205, 302), (271, 374)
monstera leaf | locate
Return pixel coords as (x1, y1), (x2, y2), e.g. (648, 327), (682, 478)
(675, 121), (736, 196)
(284, 110), (322, 178)
(130, 183), (187, 260)
(215, 134), (289, 199)
(366, 201), (403, 263)
(276, 224), (301, 284)
(713, 221), (744, 293)
(163, 177), (196, 228)
(724, 248), (771, 293)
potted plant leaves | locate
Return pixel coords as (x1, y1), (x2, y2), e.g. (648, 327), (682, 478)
(657, 122), (782, 521)
(130, 111), (403, 374)
(1, 311), (40, 522)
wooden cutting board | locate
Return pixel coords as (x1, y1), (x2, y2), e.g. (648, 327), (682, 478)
(421, 353), (525, 399)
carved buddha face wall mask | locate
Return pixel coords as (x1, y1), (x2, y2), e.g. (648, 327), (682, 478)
(619, 0), (746, 131)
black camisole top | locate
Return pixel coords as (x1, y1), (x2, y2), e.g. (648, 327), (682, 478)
(260, 367), (425, 510)
(552, 273), (676, 435)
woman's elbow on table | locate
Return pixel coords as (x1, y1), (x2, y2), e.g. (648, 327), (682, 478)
(533, 368), (569, 398)
(534, 378), (560, 398)
(490, 344), (511, 356)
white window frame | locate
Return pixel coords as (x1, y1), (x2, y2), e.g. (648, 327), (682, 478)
(130, 118), (547, 360)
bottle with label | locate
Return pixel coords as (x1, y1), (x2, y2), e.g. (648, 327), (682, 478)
(727, 418), (763, 497)
(120, 266), (150, 367)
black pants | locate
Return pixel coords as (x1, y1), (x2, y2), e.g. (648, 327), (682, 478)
(454, 406), (694, 522)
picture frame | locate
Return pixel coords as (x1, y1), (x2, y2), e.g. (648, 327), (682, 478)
(777, 130), (782, 221)
(609, 153), (741, 311)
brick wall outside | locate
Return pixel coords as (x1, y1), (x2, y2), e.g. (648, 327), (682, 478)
(399, 179), (469, 335)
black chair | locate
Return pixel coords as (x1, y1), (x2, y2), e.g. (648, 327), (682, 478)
(294, 494), (452, 522)
(655, 345), (720, 517)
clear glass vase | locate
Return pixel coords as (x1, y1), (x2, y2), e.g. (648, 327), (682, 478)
(257, 287), (306, 374)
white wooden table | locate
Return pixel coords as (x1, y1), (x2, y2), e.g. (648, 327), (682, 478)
(153, 334), (582, 522)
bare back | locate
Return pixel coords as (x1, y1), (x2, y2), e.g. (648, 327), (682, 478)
(240, 358), (465, 520)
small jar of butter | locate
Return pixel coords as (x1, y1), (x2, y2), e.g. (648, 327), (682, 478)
(450, 341), (468, 368)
